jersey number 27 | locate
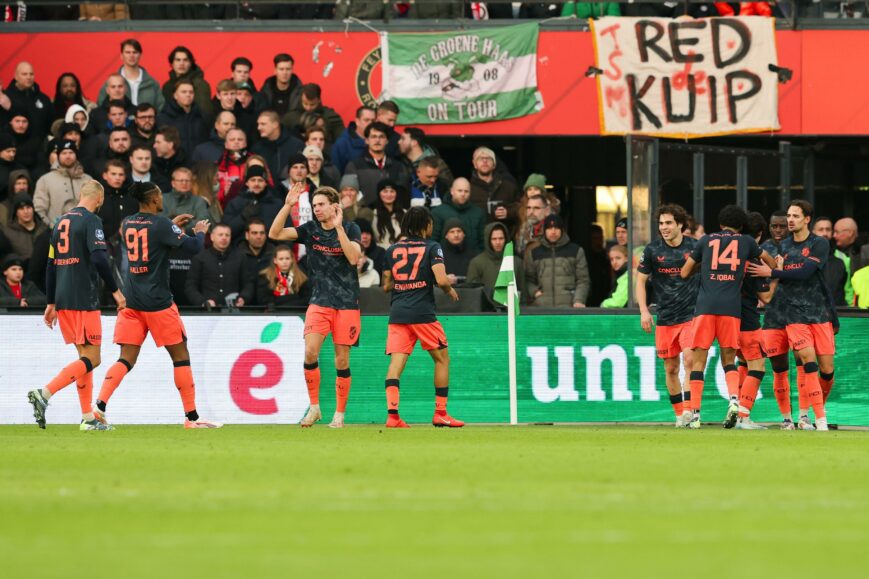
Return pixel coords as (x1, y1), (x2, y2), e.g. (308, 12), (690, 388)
(392, 247), (425, 281)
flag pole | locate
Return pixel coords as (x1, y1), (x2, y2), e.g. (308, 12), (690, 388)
(507, 280), (518, 425)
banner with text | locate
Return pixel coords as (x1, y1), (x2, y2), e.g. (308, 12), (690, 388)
(591, 17), (781, 138)
(381, 23), (542, 124)
(2, 315), (867, 426)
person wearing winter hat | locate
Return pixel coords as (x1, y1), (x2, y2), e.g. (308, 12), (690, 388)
(439, 217), (478, 284)
(340, 174), (372, 224)
(6, 108), (42, 175)
(33, 139), (92, 226)
(354, 216), (385, 277)
(525, 213), (590, 308)
(0, 132), (20, 203)
(614, 217), (628, 247)
(0, 254), (46, 308)
(222, 164), (283, 241)
(303, 144), (337, 189)
(0, 194), (47, 264)
(469, 145), (520, 229)
(468, 221), (526, 297)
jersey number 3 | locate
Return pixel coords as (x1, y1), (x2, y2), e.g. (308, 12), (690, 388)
(708, 239), (739, 271)
(56, 219), (71, 253)
(392, 247), (425, 281)
(125, 228), (150, 262)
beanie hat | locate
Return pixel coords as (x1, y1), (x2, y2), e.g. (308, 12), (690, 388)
(287, 152), (308, 170)
(377, 178), (399, 193)
(616, 217), (628, 230)
(245, 165), (266, 181)
(8, 106), (28, 120)
(2, 255), (24, 274)
(523, 173), (547, 191)
(302, 145), (323, 160)
(12, 194), (34, 211)
(54, 139), (78, 155)
(472, 146), (496, 165)
(0, 132), (16, 152)
(354, 217), (373, 236)
(444, 217), (466, 234)
(58, 122), (82, 137)
(543, 214), (564, 230)
(340, 174), (360, 191)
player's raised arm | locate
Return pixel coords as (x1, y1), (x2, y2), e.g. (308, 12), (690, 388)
(331, 204), (362, 264)
(635, 271), (653, 333)
(269, 183), (304, 241)
(432, 262), (459, 302)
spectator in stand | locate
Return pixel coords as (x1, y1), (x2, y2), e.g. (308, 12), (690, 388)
(104, 38), (166, 109)
(684, 214), (705, 240)
(468, 222), (525, 297)
(211, 79), (254, 139)
(185, 223), (252, 309)
(5, 62), (53, 139)
(303, 145), (337, 189)
(256, 244), (309, 310)
(231, 57), (256, 92)
(0, 133), (20, 202)
(0, 194), (46, 267)
(224, 155), (274, 208)
(614, 217), (629, 246)
(398, 127), (453, 190)
(585, 223), (612, 307)
(129, 103), (158, 149)
(157, 167), (210, 237)
(158, 79), (207, 158)
(355, 217), (385, 277)
(78, 3), (129, 21)
(600, 244), (629, 308)
(33, 140), (91, 226)
(153, 126), (189, 178)
(440, 218), (478, 285)
(250, 110), (304, 182)
(239, 218), (275, 289)
(813, 216), (847, 306)
(192, 110), (236, 163)
(409, 157), (444, 208)
(91, 75), (135, 134)
(560, 1), (620, 18)
(339, 174), (373, 224)
(371, 179), (405, 250)
(64, 104), (92, 136)
(332, 105), (375, 173)
(469, 146), (519, 231)
(304, 128), (341, 184)
(105, 100), (134, 135)
(834, 217), (865, 300)
(515, 183), (550, 257)
(6, 110), (42, 176)
(0, 255), (46, 308)
(344, 121), (411, 207)
(89, 126), (132, 177)
(216, 128), (249, 207)
(96, 159), (136, 266)
(282, 83), (344, 144)
(256, 53), (302, 117)
(526, 214), (590, 308)
(161, 46), (212, 119)
(357, 251), (380, 288)
(432, 177), (485, 250)
(222, 165), (283, 241)
(335, 1), (397, 19)
(129, 145), (169, 191)
(234, 82), (258, 141)
(6, 169), (33, 203)
(375, 100), (402, 158)
(191, 162), (223, 225)
(52, 73), (96, 121)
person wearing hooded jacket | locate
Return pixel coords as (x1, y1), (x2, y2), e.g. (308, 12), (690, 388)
(600, 244), (629, 308)
(6, 110), (43, 176)
(467, 222), (525, 298)
(440, 218), (478, 283)
(33, 140), (92, 227)
(161, 47), (213, 119)
(0, 132), (22, 203)
(222, 165), (284, 241)
(525, 214), (590, 308)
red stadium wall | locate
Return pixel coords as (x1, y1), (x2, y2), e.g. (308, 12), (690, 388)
(0, 29), (866, 136)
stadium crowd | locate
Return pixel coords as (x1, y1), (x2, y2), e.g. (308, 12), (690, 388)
(1, 37), (868, 311)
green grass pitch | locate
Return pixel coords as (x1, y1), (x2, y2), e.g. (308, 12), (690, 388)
(2, 425), (868, 578)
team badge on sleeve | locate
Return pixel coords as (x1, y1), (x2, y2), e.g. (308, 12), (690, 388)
(172, 224), (183, 235)
(95, 229), (105, 241)
(437, 248), (444, 258)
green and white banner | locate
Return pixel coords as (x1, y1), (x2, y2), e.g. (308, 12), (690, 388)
(380, 23), (542, 124)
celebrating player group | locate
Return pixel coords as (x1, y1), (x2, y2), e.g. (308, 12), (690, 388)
(637, 201), (837, 430)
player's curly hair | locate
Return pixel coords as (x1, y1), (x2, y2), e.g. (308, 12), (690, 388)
(401, 206), (432, 238)
(655, 203), (688, 227)
(745, 211), (766, 240)
(311, 186), (339, 206)
(718, 204), (747, 232)
(129, 181), (161, 206)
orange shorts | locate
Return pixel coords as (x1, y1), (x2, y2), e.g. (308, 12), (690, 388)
(386, 322), (448, 355)
(304, 304), (361, 346)
(787, 322), (836, 356)
(655, 321), (694, 359)
(762, 328), (790, 358)
(691, 314), (740, 350)
(114, 303), (187, 348)
(57, 310), (102, 345)
(738, 330), (765, 361)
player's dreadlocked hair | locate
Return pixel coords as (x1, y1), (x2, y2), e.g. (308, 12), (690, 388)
(718, 204), (747, 232)
(401, 206), (432, 238)
(311, 186), (340, 206)
(129, 181), (161, 206)
(746, 211), (767, 240)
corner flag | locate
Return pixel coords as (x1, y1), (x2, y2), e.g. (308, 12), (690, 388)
(493, 241), (520, 315)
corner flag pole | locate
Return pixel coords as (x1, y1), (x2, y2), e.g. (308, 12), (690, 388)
(507, 280), (518, 425)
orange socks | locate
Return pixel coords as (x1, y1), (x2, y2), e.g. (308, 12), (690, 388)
(303, 362), (320, 405)
(435, 387), (448, 414)
(76, 371), (93, 415)
(45, 357), (93, 396)
(738, 371), (764, 417)
(98, 359), (132, 407)
(802, 362), (825, 419)
(385, 379), (400, 415)
(689, 371), (704, 412)
(723, 365), (739, 399)
(173, 360), (197, 414)
(820, 371), (834, 403)
(336, 368), (351, 413)
(772, 371), (792, 418)
(737, 364), (748, 389)
(669, 394), (684, 417)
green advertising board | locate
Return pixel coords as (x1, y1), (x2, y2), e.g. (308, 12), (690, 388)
(312, 315), (869, 426)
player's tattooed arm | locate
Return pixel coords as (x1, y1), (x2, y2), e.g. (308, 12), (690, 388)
(680, 256), (698, 279)
(382, 269), (394, 293)
(432, 263), (459, 302)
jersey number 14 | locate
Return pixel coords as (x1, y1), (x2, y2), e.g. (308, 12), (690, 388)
(709, 239), (739, 271)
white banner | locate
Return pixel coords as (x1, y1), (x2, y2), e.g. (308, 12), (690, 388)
(0, 315), (307, 425)
(591, 17), (780, 137)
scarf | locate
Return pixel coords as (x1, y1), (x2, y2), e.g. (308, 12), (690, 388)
(273, 268), (294, 296)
